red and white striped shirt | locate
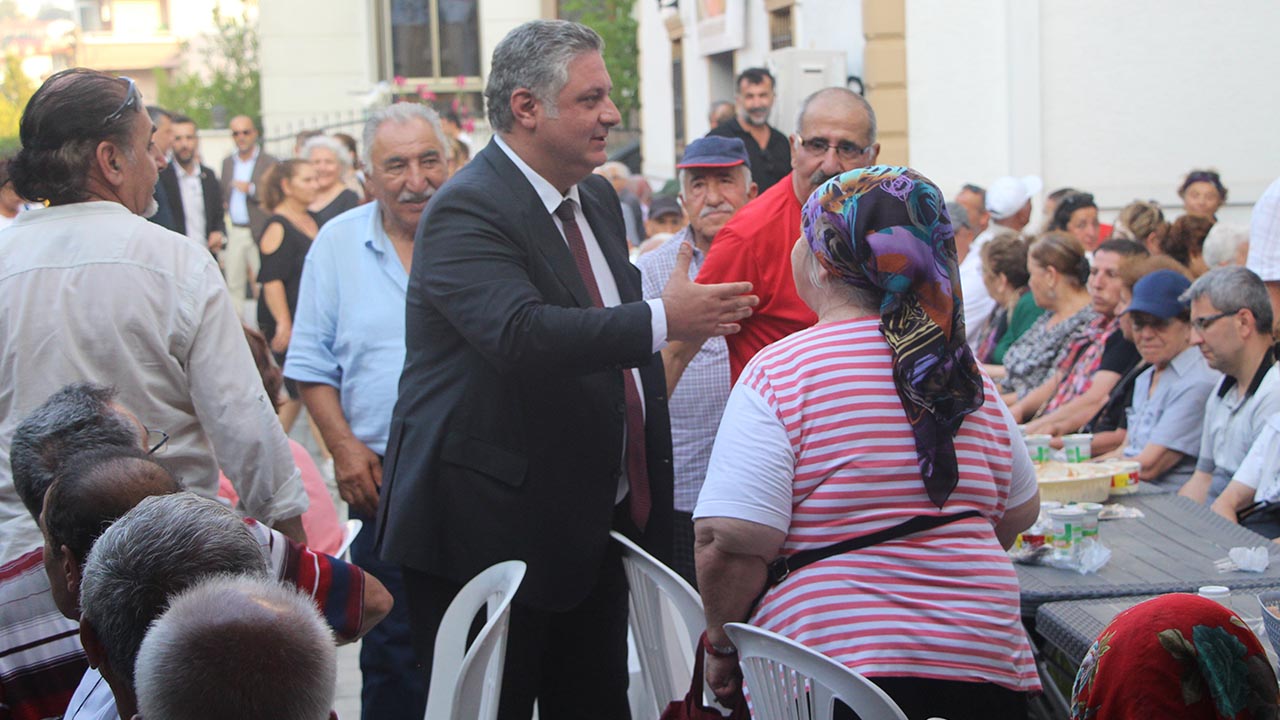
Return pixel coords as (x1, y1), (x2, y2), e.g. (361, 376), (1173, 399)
(696, 317), (1040, 691)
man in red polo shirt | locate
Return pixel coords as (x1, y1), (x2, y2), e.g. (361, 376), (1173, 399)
(696, 87), (880, 381)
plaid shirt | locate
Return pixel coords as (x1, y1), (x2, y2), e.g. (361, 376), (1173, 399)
(638, 228), (733, 512)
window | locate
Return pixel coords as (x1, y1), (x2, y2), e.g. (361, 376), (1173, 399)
(383, 0), (481, 87)
(768, 6), (793, 50)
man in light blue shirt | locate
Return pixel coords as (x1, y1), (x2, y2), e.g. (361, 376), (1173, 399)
(285, 103), (450, 720)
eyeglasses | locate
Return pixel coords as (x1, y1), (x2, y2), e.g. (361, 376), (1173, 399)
(795, 136), (871, 161)
(103, 76), (141, 124)
(145, 427), (169, 456)
(1190, 310), (1236, 332)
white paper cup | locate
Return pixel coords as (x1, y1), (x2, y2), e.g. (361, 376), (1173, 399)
(1199, 585), (1233, 611)
(1049, 507), (1086, 561)
(1062, 433), (1094, 463)
(1076, 502), (1103, 537)
(1025, 434), (1052, 464)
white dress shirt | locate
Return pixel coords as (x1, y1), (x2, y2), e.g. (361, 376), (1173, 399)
(176, 161), (207, 244)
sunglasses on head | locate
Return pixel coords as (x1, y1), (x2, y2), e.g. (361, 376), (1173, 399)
(103, 76), (141, 124)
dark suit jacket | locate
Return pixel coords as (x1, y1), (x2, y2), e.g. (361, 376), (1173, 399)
(220, 149), (278, 241)
(377, 139), (675, 612)
(159, 162), (226, 242)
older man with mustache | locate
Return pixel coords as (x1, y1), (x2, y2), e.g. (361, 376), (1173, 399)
(638, 136), (757, 585)
(283, 102), (449, 720)
(696, 86), (880, 382)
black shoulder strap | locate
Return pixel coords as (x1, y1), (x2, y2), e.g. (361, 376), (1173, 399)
(749, 510), (984, 614)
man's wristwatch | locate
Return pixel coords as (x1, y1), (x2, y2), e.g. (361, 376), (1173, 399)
(702, 633), (738, 658)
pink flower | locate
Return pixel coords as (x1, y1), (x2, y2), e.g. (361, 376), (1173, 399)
(463, 119), (475, 133)
(393, 75), (406, 86)
(455, 75), (467, 88)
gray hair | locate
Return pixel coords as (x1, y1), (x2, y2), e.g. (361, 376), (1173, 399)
(677, 165), (752, 194)
(10, 383), (138, 520)
(300, 135), (352, 170)
(946, 201), (972, 231)
(794, 87), (877, 143)
(79, 493), (267, 689)
(1180, 265), (1273, 333)
(797, 236), (882, 312)
(136, 574), (336, 720)
(1202, 223), (1250, 268)
(485, 20), (603, 133)
(359, 102), (450, 168)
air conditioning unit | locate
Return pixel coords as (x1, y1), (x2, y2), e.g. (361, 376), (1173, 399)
(766, 48), (847, 136)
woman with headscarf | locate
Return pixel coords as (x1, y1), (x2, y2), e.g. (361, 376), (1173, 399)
(1070, 593), (1279, 719)
(694, 166), (1041, 720)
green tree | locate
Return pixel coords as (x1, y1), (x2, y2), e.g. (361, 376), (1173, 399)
(0, 53), (36, 150)
(559, 0), (640, 128)
(156, 7), (260, 128)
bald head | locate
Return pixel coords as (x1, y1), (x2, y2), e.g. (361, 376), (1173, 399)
(790, 87), (879, 203)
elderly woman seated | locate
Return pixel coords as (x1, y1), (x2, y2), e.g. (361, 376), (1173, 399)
(1094, 270), (1219, 488)
(975, 233), (1044, 367)
(1070, 593), (1278, 719)
(694, 167), (1041, 720)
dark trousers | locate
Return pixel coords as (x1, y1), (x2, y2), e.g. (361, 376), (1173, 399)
(834, 677), (1028, 720)
(349, 508), (428, 719)
(402, 544), (632, 720)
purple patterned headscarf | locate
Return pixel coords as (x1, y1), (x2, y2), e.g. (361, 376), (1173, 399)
(801, 166), (984, 508)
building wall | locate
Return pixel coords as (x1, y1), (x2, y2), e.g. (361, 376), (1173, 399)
(905, 0), (1279, 226)
(258, 0), (542, 149)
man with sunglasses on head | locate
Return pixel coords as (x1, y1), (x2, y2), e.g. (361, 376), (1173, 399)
(0, 69), (310, 567)
(219, 114), (279, 320)
(696, 86), (879, 382)
(1178, 266), (1280, 508)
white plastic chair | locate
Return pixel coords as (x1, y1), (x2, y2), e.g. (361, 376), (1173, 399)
(611, 531), (707, 717)
(336, 518), (362, 560)
(422, 560), (527, 720)
(723, 623), (908, 720)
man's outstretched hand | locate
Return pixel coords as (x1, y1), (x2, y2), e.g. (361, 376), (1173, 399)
(663, 243), (757, 342)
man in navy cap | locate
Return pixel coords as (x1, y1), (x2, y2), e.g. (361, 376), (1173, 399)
(637, 135), (756, 584)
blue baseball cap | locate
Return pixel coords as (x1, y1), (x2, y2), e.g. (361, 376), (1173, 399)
(1125, 269), (1191, 319)
(677, 136), (751, 169)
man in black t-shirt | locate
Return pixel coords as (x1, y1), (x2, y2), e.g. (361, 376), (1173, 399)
(707, 68), (790, 193)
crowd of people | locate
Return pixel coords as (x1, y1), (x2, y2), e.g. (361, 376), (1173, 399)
(4, 15), (1280, 720)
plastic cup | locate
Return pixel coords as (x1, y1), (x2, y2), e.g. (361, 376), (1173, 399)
(1049, 507), (1086, 562)
(1076, 502), (1103, 537)
(1199, 585), (1233, 611)
(1062, 433), (1094, 463)
(1025, 434), (1052, 464)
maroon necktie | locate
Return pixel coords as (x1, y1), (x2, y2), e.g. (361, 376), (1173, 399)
(554, 200), (651, 531)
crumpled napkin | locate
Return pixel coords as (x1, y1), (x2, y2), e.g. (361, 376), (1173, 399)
(1229, 546), (1271, 573)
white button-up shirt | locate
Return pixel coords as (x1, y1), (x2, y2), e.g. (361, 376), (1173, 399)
(0, 202), (307, 562)
(176, 162), (207, 244)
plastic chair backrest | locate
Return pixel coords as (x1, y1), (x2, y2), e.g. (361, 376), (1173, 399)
(611, 531), (706, 715)
(336, 518), (362, 560)
(423, 560), (527, 720)
(723, 623), (908, 720)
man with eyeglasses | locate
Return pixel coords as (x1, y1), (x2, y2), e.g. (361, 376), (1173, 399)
(1177, 266), (1280, 507)
(0, 69), (310, 566)
(696, 86), (879, 382)
(219, 115), (279, 320)
(707, 67), (790, 193)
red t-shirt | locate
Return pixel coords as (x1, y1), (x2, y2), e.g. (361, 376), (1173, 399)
(695, 171), (817, 382)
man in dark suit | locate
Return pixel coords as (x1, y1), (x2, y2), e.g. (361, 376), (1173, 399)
(378, 19), (756, 719)
(219, 115), (277, 318)
(159, 114), (226, 255)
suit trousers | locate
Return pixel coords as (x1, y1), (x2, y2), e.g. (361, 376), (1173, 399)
(402, 543), (632, 720)
(222, 223), (259, 321)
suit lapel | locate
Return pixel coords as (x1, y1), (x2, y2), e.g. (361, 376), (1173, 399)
(477, 142), (595, 309)
(200, 168), (219, 229)
(160, 167), (185, 231)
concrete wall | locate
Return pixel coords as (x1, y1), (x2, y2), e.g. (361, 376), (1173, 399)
(905, 0), (1279, 226)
